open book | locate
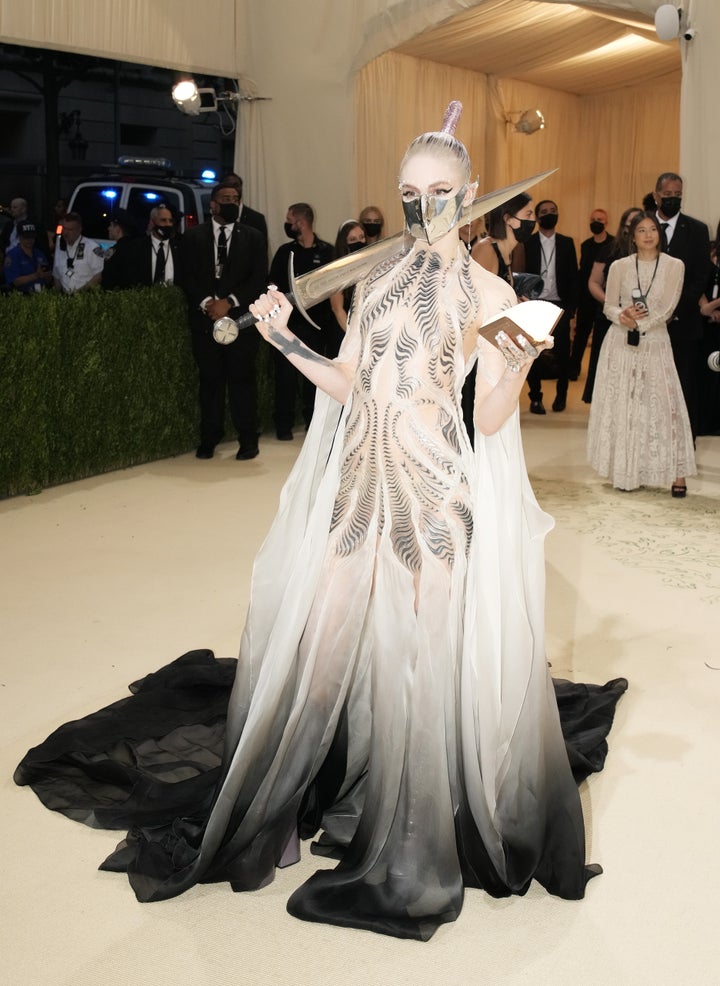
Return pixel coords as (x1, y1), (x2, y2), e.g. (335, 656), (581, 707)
(480, 299), (563, 348)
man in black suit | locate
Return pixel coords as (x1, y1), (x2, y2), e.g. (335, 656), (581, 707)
(102, 206), (181, 289)
(523, 199), (578, 413)
(268, 202), (335, 439)
(654, 172), (710, 438)
(180, 182), (268, 460)
(218, 172), (268, 244)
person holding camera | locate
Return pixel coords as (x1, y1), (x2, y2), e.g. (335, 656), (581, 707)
(587, 210), (695, 496)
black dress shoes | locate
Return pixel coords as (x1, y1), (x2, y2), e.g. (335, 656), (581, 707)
(530, 401), (546, 415)
(552, 397), (566, 412)
(195, 444), (214, 459)
(236, 445), (259, 461)
(276, 430), (293, 441)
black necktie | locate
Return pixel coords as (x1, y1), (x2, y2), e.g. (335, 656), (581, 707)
(660, 222), (670, 250)
(217, 225), (228, 277)
(154, 242), (166, 283)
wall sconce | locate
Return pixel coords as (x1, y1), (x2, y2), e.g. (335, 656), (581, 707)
(513, 109), (545, 135)
(654, 5), (696, 42)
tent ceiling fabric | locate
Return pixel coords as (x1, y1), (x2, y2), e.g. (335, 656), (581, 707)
(0, 0), (243, 76)
(394, 0), (680, 96)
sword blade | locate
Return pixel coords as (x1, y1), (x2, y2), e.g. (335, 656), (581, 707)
(290, 168), (556, 314)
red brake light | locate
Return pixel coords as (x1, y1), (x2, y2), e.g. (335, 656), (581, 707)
(184, 213), (197, 227)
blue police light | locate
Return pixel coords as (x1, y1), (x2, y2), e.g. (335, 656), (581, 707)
(200, 169), (217, 183)
(101, 189), (118, 199)
(144, 192), (159, 201)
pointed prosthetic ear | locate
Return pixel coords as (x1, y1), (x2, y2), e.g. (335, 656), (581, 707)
(464, 180), (479, 206)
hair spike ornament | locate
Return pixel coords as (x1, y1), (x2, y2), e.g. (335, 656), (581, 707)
(441, 101), (463, 136)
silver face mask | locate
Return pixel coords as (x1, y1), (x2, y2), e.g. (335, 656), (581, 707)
(401, 185), (470, 244)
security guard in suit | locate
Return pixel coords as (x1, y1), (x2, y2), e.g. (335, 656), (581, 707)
(654, 172), (711, 438)
(522, 200), (579, 413)
(180, 183), (268, 460)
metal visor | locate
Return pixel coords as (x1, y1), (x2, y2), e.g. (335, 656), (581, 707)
(401, 185), (469, 244)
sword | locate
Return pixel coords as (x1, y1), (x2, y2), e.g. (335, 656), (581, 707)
(213, 168), (556, 342)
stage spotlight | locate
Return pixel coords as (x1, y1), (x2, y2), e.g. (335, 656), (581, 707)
(172, 80), (203, 116)
(514, 110), (545, 135)
(171, 79), (269, 135)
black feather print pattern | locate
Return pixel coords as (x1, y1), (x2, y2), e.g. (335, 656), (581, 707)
(395, 325), (421, 400)
(359, 325), (392, 396)
(418, 509), (454, 564)
(331, 397), (379, 557)
(385, 406), (423, 573)
(410, 252), (442, 351)
(329, 247), (473, 574)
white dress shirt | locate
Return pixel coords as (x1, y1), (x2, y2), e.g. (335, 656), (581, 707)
(150, 234), (174, 284)
(538, 232), (559, 301)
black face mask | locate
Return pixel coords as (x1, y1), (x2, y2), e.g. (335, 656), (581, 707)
(512, 218), (536, 244)
(217, 203), (240, 223)
(658, 196), (681, 219)
(538, 213), (559, 231)
(590, 220), (605, 235)
(362, 221), (382, 238)
(154, 225), (172, 240)
(284, 222), (299, 239)
(346, 240), (365, 253)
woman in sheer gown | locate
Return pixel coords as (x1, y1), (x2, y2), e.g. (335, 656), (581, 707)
(16, 104), (626, 941)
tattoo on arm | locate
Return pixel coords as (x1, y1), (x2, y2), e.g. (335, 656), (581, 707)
(269, 327), (330, 365)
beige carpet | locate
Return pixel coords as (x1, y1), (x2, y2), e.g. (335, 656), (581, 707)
(2, 388), (719, 986)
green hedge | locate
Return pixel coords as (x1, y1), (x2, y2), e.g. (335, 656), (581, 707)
(0, 287), (275, 498)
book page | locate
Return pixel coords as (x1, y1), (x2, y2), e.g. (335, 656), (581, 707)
(480, 299), (563, 347)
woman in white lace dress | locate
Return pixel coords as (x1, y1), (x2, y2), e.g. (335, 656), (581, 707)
(587, 211), (696, 495)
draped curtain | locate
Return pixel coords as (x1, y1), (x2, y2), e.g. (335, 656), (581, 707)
(0, 0), (240, 75)
(0, 0), (712, 246)
(354, 53), (490, 237)
(354, 50), (679, 246)
(679, 0), (717, 229)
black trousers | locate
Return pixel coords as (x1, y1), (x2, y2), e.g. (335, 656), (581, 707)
(570, 303), (598, 376)
(582, 314), (610, 404)
(669, 326), (700, 439)
(191, 329), (258, 448)
(527, 308), (572, 403)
